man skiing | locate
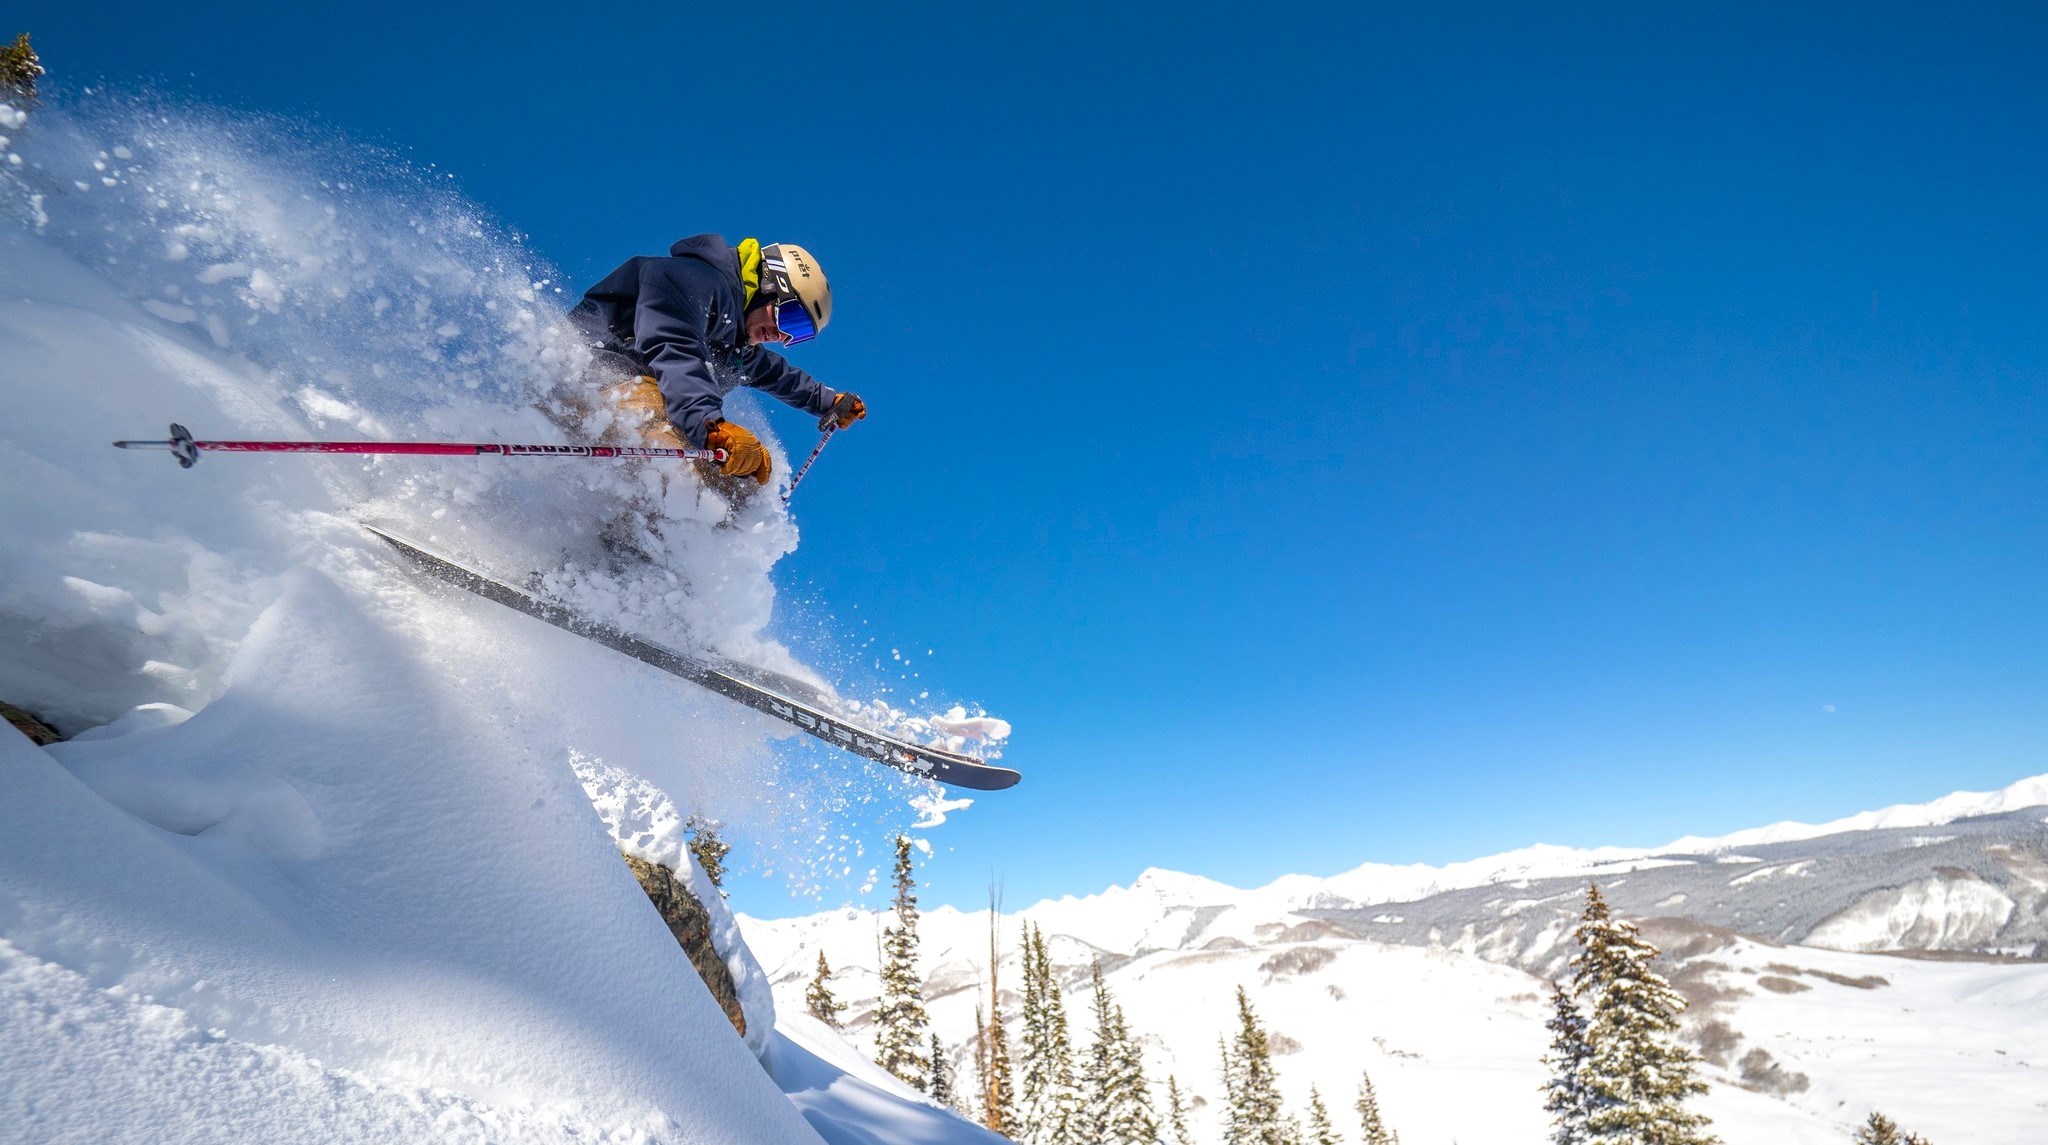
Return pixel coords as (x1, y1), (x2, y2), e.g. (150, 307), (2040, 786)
(567, 234), (865, 488)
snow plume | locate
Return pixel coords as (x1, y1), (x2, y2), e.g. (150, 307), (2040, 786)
(0, 88), (997, 886)
(0, 88), (1017, 1141)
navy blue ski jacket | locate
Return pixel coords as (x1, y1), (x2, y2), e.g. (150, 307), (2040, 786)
(567, 234), (835, 448)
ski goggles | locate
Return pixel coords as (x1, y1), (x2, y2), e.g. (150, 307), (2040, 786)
(770, 297), (818, 346)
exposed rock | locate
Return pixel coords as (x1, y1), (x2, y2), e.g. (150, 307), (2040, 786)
(2, 702), (62, 746)
(623, 853), (746, 1039)
(1737, 1046), (1810, 1095)
(1260, 945), (1337, 978)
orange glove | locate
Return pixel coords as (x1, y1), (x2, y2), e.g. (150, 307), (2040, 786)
(705, 420), (772, 486)
(820, 391), (867, 431)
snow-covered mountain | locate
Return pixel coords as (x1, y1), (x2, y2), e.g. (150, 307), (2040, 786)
(742, 773), (2048, 1144)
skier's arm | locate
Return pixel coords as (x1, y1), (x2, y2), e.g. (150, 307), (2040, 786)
(633, 259), (728, 448)
(741, 346), (838, 418)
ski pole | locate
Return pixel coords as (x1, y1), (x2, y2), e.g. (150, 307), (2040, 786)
(782, 424), (837, 504)
(113, 423), (727, 469)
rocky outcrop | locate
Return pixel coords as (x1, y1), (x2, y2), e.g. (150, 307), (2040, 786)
(623, 853), (747, 1039)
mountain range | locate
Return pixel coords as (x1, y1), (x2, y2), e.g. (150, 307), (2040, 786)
(740, 772), (2048, 1143)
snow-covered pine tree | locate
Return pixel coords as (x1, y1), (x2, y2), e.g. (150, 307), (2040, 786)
(683, 816), (729, 893)
(1219, 1038), (1240, 1134)
(930, 1031), (959, 1110)
(1306, 1085), (1342, 1145)
(1540, 977), (1593, 1144)
(1166, 1075), (1194, 1145)
(1570, 883), (1718, 1145)
(1079, 960), (1160, 1145)
(0, 33), (40, 104)
(1018, 922), (1081, 1144)
(1077, 960), (1114, 1143)
(1354, 1070), (1390, 1145)
(1852, 1113), (1903, 1145)
(1109, 1002), (1161, 1145)
(806, 949), (847, 1028)
(1221, 986), (1293, 1145)
(679, 815), (729, 897)
(1855, 1113), (1933, 1145)
(872, 834), (930, 1090)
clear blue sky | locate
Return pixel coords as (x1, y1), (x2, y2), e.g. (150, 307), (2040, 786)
(30, 2), (2047, 913)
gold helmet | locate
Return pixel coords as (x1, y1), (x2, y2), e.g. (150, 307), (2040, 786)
(760, 242), (832, 336)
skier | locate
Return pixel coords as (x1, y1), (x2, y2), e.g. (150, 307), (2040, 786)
(566, 234), (866, 489)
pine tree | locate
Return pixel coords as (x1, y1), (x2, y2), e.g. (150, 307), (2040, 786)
(1078, 960), (1160, 1145)
(1307, 1086), (1342, 1145)
(1541, 977), (1594, 1144)
(1852, 1113), (1924, 1145)
(930, 1032), (960, 1110)
(872, 834), (930, 1090)
(1110, 1003), (1161, 1145)
(684, 816), (729, 893)
(806, 949), (846, 1028)
(0, 33), (41, 105)
(1165, 1075), (1194, 1145)
(1569, 884), (1718, 1145)
(985, 894), (1017, 1135)
(1018, 922), (1081, 1144)
(1221, 986), (1292, 1145)
(1355, 1070), (1390, 1145)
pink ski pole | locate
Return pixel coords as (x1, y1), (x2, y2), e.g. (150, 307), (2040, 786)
(114, 423), (727, 469)
(782, 424), (837, 504)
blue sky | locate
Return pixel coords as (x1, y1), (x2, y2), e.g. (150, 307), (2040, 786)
(30, 3), (2047, 913)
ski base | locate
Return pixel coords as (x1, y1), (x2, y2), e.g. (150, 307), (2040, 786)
(364, 525), (1021, 792)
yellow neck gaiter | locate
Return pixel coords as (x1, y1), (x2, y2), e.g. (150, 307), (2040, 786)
(736, 237), (763, 309)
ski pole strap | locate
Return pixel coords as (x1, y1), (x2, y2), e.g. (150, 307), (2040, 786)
(113, 424), (726, 469)
(783, 425), (836, 503)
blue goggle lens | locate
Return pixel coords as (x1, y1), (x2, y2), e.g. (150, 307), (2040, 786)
(773, 298), (817, 345)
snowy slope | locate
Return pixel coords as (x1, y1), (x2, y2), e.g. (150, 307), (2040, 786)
(0, 92), (998, 1145)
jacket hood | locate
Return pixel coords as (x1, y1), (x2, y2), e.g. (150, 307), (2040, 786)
(668, 233), (739, 276)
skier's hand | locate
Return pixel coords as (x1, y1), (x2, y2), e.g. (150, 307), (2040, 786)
(705, 420), (773, 486)
(820, 392), (866, 432)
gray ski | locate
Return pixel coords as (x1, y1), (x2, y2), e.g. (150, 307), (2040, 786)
(364, 524), (1021, 791)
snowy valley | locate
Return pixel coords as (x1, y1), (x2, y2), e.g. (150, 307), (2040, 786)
(743, 777), (2048, 1144)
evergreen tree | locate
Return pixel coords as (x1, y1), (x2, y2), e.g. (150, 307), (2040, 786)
(0, 33), (41, 105)
(1220, 986), (1292, 1145)
(1165, 1075), (1194, 1145)
(806, 949), (847, 1028)
(1541, 977), (1594, 1144)
(1018, 923), (1081, 1144)
(1110, 1004), (1161, 1145)
(1079, 960), (1160, 1145)
(684, 816), (729, 893)
(1307, 1086), (1342, 1145)
(1852, 1113), (1932, 1145)
(930, 1032), (959, 1110)
(1569, 884), (1717, 1145)
(872, 834), (930, 1090)
(985, 898), (1017, 1135)
(1355, 1070), (1390, 1145)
